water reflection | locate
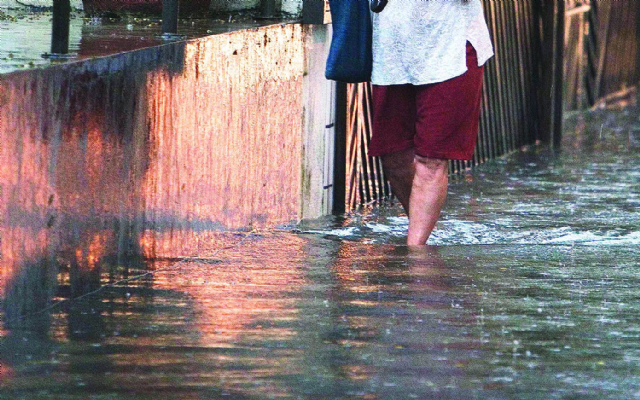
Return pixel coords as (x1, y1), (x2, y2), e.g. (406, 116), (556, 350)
(1, 22), (306, 326)
(1, 23), (311, 398)
(0, 231), (310, 398)
(2, 232), (640, 398)
(1, 231), (483, 398)
(227, 243), (485, 399)
(152, 234), (308, 346)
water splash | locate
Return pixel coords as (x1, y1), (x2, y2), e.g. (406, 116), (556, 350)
(303, 106), (640, 247)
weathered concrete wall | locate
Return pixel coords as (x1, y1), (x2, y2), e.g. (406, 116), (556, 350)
(0, 23), (333, 304)
(301, 24), (335, 218)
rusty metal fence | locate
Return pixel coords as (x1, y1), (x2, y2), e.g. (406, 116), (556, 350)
(564, 1), (591, 110)
(588, 0), (640, 104)
(565, 0), (640, 110)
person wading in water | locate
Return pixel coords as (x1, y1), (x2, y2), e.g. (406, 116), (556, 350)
(368, 0), (494, 245)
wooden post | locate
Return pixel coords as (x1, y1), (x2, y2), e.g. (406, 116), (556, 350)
(162, 0), (179, 35)
(259, 0), (277, 18)
(303, 0), (327, 24)
(636, 0), (640, 86)
(537, 0), (564, 146)
(332, 82), (347, 214)
(553, 0), (565, 147)
(537, 0), (553, 144)
(51, 0), (71, 55)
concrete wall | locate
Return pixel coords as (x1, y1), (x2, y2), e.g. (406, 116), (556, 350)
(0, 23), (334, 305)
(301, 24), (335, 218)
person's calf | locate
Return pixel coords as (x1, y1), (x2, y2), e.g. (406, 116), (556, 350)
(381, 148), (415, 213)
(407, 155), (449, 246)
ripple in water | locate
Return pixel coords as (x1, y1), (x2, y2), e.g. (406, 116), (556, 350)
(301, 106), (640, 246)
(302, 216), (640, 246)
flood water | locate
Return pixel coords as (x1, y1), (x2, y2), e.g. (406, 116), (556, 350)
(302, 106), (640, 247)
(0, 9), (288, 74)
(1, 106), (640, 399)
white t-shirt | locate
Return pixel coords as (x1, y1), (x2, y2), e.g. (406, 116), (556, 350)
(371, 0), (494, 85)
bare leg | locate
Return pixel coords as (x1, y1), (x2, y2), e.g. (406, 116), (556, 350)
(407, 156), (448, 246)
(381, 148), (415, 214)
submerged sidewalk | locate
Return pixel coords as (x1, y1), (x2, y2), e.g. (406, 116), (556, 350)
(1, 105), (640, 399)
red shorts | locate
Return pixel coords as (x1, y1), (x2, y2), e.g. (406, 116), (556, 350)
(369, 42), (485, 160)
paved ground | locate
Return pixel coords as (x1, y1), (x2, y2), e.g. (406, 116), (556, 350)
(1, 105), (639, 399)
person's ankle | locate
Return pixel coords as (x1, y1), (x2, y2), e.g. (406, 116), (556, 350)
(407, 236), (428, 246)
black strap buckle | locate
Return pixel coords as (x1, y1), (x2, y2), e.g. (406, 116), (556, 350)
(371, 0), (388, 13)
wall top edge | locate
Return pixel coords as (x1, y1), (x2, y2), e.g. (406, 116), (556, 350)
(0, 13), (302, 77)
